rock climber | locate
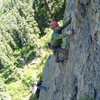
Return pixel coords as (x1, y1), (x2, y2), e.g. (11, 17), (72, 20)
(49, 18), (74, 63)
(36, 80), (48, 91)
(30, 80), (49, 99)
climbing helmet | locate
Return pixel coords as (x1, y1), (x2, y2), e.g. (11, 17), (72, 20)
(50, 21), (58, 29)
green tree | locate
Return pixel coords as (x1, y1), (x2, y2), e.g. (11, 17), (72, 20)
(32, 0), (65, 36)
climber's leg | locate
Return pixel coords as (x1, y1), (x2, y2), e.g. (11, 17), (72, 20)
(38, 85), (49, 91)
(53, 50), (60, 63)
(53, 49), (66, 63)
(57, 48), (69, 60)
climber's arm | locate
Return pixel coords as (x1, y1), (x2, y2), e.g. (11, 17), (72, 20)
(54, 30), (73, 40)
(54, 33), (68, 40)
(58, 18), (72, 32)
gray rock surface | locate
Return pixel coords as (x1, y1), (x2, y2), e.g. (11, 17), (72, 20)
(39, 0), (100, 100)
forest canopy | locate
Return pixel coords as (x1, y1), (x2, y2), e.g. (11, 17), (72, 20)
(0, 0), (64, 99)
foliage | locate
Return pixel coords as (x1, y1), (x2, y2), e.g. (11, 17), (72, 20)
(78, 93), (94, 100)
(6, 81), (29, 100)
(33, 0), (65, 35)
(29, 94), (37, 100)
(0, 0), (64, 99)
(0, 0), (40, 69)
(0, 92), (11, 100)
(0, 79), (6, 92)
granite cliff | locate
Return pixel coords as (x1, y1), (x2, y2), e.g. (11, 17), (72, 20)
(39, 0), (100, 100)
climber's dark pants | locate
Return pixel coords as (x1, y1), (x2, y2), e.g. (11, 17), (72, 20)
(53, 48), (69, 63)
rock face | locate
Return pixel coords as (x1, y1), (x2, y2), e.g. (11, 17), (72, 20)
(39, 0), (100, 100)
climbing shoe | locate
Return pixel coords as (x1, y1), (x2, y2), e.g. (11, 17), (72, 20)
(56, 59), (64, 63)
(59, 59), (64, 62)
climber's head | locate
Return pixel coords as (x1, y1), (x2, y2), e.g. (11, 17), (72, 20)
(50, 21), (60, 31)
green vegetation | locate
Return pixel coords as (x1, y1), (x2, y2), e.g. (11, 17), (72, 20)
(78, 93), (94, 100)
(33, 0), (65, 35)
(0, 0), (64, 99)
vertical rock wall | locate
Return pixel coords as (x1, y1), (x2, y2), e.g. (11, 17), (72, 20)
(39, 0), (100, 100)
